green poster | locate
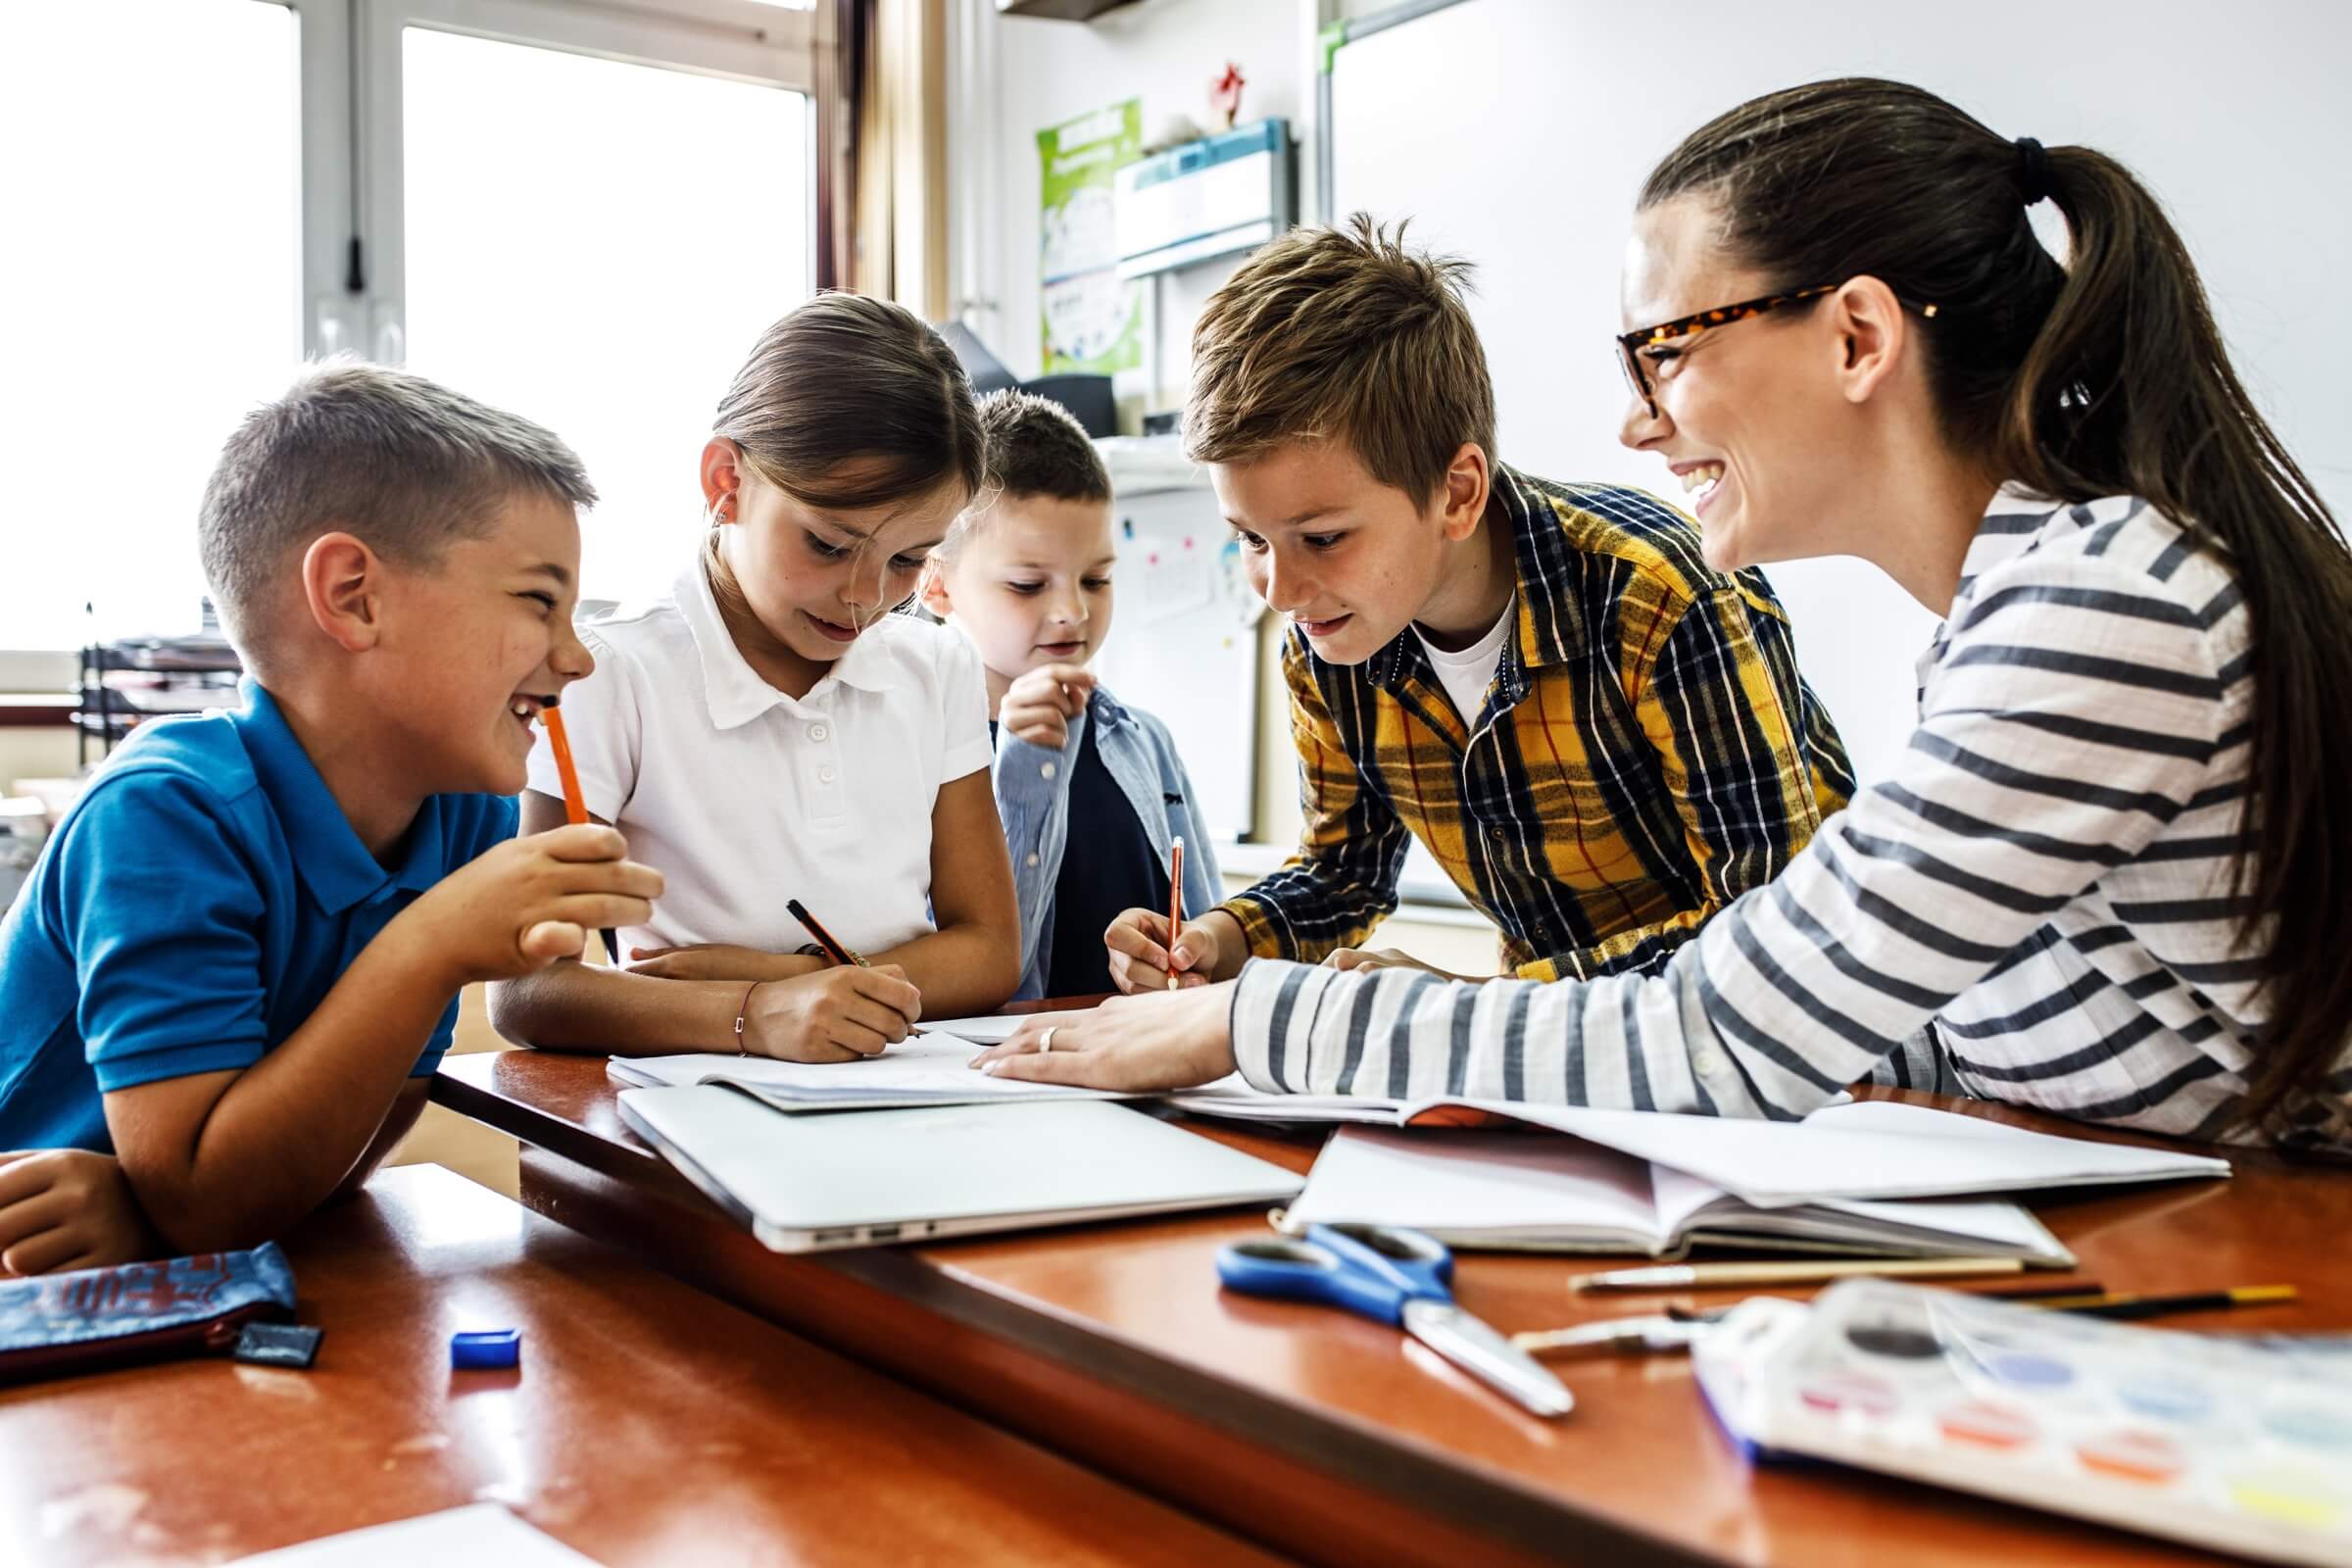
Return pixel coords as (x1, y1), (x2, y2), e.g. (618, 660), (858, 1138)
(1039, 99), (1143, 374)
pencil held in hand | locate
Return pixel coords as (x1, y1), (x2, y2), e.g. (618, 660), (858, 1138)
(1166, 837), (1186, 991)
(541, 699), (589, 826)
(788, 898), (867, 967)
(539, 697), (621, 965)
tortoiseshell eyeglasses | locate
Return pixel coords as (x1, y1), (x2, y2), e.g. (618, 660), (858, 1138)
(1616, 284), (1940, 418)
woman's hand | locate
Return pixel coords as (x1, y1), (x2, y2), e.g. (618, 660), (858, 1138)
(967, 985), (1239, 1091)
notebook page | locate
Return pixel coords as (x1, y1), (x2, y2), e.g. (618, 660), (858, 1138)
(912, 1014), (1027, 1045)
(1467, 1100), (2229, 1206)
(606, 1035), (1119, 1106)
(1283, 1127), (1671, 1251)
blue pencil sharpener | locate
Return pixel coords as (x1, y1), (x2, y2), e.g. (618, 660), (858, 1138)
(450, 1328), (522, 1370)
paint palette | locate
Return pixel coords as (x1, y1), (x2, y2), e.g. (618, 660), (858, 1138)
(1693, 1280), (2352, 1565)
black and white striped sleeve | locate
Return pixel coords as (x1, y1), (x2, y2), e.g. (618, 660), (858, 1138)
(1227, 544), (2229, 1117)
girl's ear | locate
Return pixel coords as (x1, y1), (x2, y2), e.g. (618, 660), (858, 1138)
(917, 559), (955, 618)
(700, 437), (744, 518)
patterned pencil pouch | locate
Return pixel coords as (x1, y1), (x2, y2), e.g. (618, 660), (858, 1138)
(0, 1242), (297, 1385)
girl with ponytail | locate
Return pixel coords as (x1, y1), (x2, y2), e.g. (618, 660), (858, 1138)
(977, 78), (2352, 1150)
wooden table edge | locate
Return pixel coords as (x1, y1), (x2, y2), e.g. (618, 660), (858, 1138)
(433, 1060), (1716, 1568)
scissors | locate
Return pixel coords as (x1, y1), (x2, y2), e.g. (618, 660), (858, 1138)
(1216, 1222), (1574, 1418)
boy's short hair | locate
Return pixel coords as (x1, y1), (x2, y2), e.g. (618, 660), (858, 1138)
(939, 390), (1111, 561)
(1184, 214), (1496, 504)
(980, 389), (1112, 504)
(198, 358), (596, 647)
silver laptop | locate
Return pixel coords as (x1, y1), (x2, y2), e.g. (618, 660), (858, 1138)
(617, 1085), (1303, 1253)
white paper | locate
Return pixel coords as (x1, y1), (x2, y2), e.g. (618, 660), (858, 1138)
(605, 1034), (1127, 1108)
(913, 1013), (1028, 1045)
(228, 1505), (603, 1568)
(1284, 1127), (1669, 1250)
(1476, 1098), (2230, 1207)
(1169, 1081), (2226, 1207)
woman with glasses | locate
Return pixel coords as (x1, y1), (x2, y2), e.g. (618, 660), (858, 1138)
(976, 77), (2352, 1149)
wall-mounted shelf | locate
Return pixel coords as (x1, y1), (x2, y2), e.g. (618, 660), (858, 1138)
(995, 0), (1142, 20)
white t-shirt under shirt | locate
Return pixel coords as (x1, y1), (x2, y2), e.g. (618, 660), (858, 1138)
(1412, 593), (1516, 727)
(524, 559), (993, 960)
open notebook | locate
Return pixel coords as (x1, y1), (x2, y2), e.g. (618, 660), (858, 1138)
(607, 1034), (1253, 1110)
(1167, 1092), (2230, 1208)
(1282, 1126), (2076, 1263)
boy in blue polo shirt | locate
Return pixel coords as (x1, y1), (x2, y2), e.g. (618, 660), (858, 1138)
(0, 362), (662, 1271)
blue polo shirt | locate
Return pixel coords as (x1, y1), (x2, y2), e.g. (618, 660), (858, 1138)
(0, 680), (518, 1152)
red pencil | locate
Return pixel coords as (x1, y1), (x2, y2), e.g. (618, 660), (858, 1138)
(1166, 836), (1185, 991)
(539, 697), (620, 965)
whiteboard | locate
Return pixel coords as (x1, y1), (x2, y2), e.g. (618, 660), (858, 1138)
(1088, 477), (1264, 843)
(1329, 0), (2352, 784)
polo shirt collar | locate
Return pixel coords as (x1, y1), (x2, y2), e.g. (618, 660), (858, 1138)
(230, 678), (453, 914)
(675, 560), (897, 731)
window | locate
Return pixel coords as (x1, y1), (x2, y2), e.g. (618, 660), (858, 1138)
(0, 0), (300, 648)
(0, 0), (814, 650)
(401, 27), (808, 604)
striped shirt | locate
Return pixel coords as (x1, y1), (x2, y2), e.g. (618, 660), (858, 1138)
(1230, 488), (2352, 1151)
(1218, 466), (1855, 981)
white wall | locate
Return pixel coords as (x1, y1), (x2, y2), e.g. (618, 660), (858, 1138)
(1322, 0), (2352, 787)
(953, 0), (1318, 401)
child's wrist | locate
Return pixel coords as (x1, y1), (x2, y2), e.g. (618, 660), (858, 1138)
(379, 902), (476, 996)
(1200, 909), (1250, 981)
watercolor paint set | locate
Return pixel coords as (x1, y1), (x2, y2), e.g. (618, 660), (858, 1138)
(1693, 1279), (2352, 1565)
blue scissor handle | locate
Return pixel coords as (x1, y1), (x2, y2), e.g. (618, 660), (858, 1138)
(1215, 1223), (1453, 1328)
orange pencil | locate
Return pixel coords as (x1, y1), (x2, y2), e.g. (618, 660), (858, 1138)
(539, 697), (621, 965)
(1166, 836), (1185, 991)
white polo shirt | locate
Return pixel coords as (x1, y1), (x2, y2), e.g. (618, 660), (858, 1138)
(525, 559), (993, 960)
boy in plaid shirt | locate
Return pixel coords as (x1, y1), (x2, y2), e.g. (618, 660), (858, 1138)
(1102, 219), (1852, 992)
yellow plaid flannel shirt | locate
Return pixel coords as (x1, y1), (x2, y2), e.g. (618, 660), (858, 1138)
(1218, 467), (1854, 980)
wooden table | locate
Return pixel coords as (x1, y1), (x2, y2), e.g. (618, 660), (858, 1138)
(0, 1164), (1287, 1567)
(433, 1051), (2352, 1568)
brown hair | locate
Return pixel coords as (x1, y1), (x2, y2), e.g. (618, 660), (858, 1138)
(978, 389), (1110, 504)
(1644, 78), (2352, 1130)
(1184, 215), (1495, 503)
(199, 358), (594, 649)
(713, 291), (984, 512)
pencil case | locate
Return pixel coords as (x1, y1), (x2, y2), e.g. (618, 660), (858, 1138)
(0, 1242), (297, 1385)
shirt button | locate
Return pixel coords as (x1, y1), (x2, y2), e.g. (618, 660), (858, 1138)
(1025, 852), (1041, 867)
(1041, 761), (1057, 779)
(808, 722), (829, 742)
(1488, 825), (1505, 844)
(819, 765), (836, 783)
(1693, 1050), (1729, 1077)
